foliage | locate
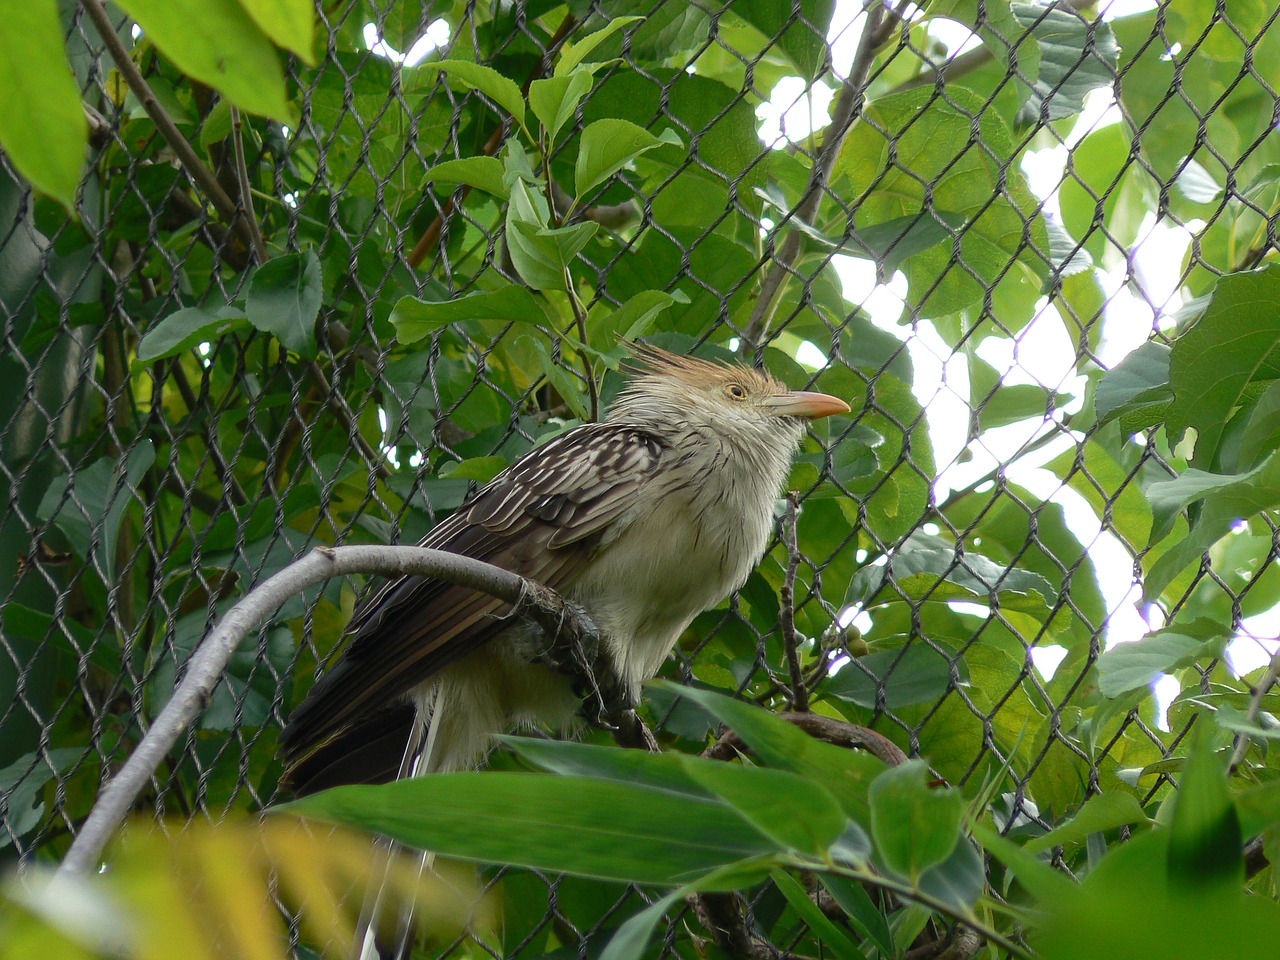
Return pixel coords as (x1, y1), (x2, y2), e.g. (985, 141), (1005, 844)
(5, 0), (1280, 958)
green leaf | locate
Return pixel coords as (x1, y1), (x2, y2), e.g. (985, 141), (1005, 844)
(135, 305), (248, 363)
(1095, 341), (1172, 432)
(1236, 378), (1280, 470)
(917, 835), (985, 911)
(1167, 733), (1243, 892)
(197, 99), (234, 149)
(574, 119), (683, 199)
(1166, 263), (1280, 468)
(587, 290), (688, 352)
(281, 773), (783, 884)
(0, 0), (88, 206)
(654, 682), (887, 825)
(1096, 619), (1227, 698)
(510, 219), (600, 290)
(1012, 3), (1119, 122)
(505, 179), (591, 291)
(423, 157), (509, 200)
(116, 0), (291, 120)
(529, 71), (593, 145)
(245, 250), (323, 358)
(438, 456), (507, 483)
(771, 871), (861, 960)
(554, 17), (643, 77)
(825, 644), (962, 710)
(845, 530), (1054, 615)
(390, 286), (544, 345)
(835, 86), (1048, 318)
(972, 821), (1075, 904)
(598, 888), (686, 960)
(732, 0), (836, 80)
(1143, 448), (1280, 600)
(37, 441), (156, 583)
(236, 0), (316, 63)
(500, 737), (718, 800)
(0, 747), (85, 848)
(868, 761), (964, 882)
(521, 335), (590, 421)
(419, 60), (525, 127)
(676, 757), (847, 857)
(819, 873), (894, 955)
(1025, 793), (1151, 855)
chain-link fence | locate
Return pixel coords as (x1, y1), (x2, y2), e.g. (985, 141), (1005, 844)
(4, 0), (1280, 956)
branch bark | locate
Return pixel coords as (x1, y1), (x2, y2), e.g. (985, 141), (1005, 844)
(741, 1), (896, 349)
(57, 544), (597, 877)
(80, 0), (259, 259)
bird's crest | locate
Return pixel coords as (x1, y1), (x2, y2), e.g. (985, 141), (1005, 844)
(622, 342), (782, 394)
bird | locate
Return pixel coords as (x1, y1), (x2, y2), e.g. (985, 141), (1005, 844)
(277, 343), (848, 958)
(279, 343), (849, 791)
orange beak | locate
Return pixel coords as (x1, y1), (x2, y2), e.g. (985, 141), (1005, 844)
(763, 390), (850, 420)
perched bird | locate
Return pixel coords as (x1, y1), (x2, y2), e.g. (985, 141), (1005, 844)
(279, 344), (848, 788)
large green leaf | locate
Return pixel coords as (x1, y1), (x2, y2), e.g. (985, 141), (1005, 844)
(283, 773), (783, 885)
(418, 60), (526, 128)
(1167, 732), (1243, 892)
(1144, 448), (1280, 600)
(1095, 619), (1227, 698)
(868, 761), (965, 882)
(574, 119), (681, 199)
(0, 0), (87, 206)
(1166, 264), (1280, 469)
(1011, 3), (1119, 123)
(245, 250), (323, 358)
(390, 286), (545, 344)
(834, 86), (1048, 318)
(135, 305), (248, 363)
(730, 0), (836, 80)
(116, 0), (291, 119)
(845, 530), (1055, 615)
(37, 441), (156, 583)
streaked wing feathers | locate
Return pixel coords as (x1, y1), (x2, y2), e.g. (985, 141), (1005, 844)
(279, 423), (666, 775)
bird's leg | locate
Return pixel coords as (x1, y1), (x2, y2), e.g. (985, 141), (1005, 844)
(510, 582), (633, 724)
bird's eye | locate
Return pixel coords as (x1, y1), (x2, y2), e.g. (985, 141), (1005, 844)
(725, 383), (748, 401)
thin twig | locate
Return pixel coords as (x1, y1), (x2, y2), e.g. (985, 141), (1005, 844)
(780, 492), (809, 711)
(742, 2), (896, 349)
(229, 105), (268, 262)
(57, 544), (598, 877)
(567, 285), (600, 421)
(889, 0), (1099, 95)
(80, 0), (255, 254)
(1228, 644), (1280, 774)
(826, 864), (1033, 960)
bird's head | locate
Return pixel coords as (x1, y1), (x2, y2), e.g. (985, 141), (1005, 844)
(608, 344), (849, 464)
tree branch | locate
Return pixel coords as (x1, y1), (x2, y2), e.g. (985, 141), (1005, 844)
(80, 0), (257, 257)
(230, 105), (268, 262)
(57, 545), (598, 877)
(780, 492), (809, 711)
(742, 1), (896, 349)
(1228, 644), (1280, 774)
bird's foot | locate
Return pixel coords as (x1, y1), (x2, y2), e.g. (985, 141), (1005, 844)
(513, 584), (632, 722)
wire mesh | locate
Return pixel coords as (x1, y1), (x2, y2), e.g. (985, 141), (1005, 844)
(2, 0), (1277, 956)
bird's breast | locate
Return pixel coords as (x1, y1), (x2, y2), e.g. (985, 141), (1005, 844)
(566, 468), (777, 690)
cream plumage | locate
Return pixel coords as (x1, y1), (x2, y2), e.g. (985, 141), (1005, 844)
(280, 344), (848, 786)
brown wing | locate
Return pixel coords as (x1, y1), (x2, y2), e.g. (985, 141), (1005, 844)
(278, 422), (666, 776)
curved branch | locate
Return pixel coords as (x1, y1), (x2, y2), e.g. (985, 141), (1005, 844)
(58, 544), (593, 877)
